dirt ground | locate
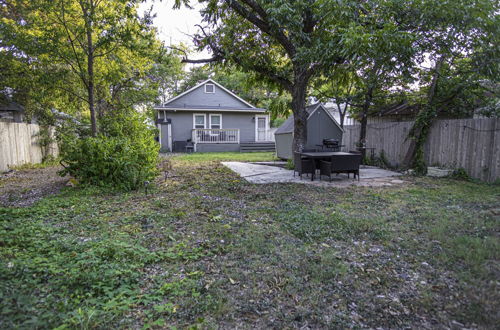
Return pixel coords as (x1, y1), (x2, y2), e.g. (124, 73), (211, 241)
(0, 166), (67, 207)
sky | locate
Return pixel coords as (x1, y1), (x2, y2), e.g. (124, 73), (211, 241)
(138, 0), (210, 62)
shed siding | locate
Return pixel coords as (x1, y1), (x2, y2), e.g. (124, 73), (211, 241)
(167, 83), (250, 109)
(306, 107), (343, 149)
(274, 105), (344, 159)
(275, 133), (293, 160)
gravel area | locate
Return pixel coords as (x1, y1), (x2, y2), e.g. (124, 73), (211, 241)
(0, 166), (67, 207)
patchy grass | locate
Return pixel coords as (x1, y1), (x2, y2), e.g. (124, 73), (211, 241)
(169, 151), (277, 164)
(7, 157), (61, 171)
(0, 153), (499, 328)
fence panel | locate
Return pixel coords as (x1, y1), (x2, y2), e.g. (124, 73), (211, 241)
(342, 118), (500, 182)
(0, 122), (58, 171)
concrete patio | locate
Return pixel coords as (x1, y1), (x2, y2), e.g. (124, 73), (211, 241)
(222, 161), (405, 187)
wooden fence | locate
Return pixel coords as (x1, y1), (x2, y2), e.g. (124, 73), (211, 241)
(343, 118), (500, 182)
(0, 121), (58, 172)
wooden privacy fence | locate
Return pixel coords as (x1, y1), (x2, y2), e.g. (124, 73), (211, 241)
(342, 118), (500, 182)
(0, 121), (58, 172)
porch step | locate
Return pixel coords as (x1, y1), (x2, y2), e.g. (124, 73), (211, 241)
(240, 142), (276, 152)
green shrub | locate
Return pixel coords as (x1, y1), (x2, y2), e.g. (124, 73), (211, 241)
(59, 111), (159, 190)
(450, 168), (471, 181)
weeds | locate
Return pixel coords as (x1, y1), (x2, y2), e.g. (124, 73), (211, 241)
(0, 154), (499, 328)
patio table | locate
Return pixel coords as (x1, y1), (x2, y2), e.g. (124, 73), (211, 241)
(300, 152), (355, 180)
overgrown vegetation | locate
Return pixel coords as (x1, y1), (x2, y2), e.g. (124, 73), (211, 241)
(1, 154), (498, 328)
(59, 111), (159, 191)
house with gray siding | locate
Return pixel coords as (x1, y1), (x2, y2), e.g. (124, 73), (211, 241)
(154, 79), (274, 152)
(275, 103), (344, 159)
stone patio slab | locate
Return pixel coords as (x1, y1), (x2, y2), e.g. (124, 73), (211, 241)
(222, 161), (404, 187)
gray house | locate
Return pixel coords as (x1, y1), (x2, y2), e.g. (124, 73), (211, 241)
(154, 79), (274, 152)
(275, 103), (344, 159)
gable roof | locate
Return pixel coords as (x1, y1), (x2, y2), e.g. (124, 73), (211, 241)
(275, 103), (343, 135)
(0, 101), (24, 112)
(156, 79), (266, 112)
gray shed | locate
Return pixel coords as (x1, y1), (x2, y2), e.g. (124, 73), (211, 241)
(274, 103), (344, 159)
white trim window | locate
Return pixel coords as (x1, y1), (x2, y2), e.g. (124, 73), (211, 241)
(204, 83), (215, 93)
(193, 113), (206, 129)
(209, 114), (222, 129)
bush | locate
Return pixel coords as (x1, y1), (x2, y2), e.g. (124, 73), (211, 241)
(59, 111), (159, 190)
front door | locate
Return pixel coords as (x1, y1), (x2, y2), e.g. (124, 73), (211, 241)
(256, 116), (268, 141)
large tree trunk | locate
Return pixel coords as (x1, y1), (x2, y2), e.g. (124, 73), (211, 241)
(291, 72), (309, 152)
(403, 56), (445, 168)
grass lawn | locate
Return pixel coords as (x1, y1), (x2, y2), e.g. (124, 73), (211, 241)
(1, 153), (499, 328)
(166, 151), (277, 164)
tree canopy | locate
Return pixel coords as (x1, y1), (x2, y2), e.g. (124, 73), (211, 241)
(1, 0), (178, 134)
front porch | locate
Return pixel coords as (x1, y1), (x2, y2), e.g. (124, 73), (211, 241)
(191, 128), (274, 152)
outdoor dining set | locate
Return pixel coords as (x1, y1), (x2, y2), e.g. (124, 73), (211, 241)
(293, 139), (364, 181)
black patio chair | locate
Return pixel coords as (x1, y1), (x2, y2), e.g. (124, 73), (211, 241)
(185, 140), (194, 153)
(293, 152), (315, 180)
(319, 154), (362, 181)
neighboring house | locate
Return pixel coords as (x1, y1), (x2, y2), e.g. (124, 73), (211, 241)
(154, 79), (274, 152)
(0, 101), (25, 123)
(366, 102), (422, 124)
(323, 101), (357, 126)
(275, 103), (344, 160)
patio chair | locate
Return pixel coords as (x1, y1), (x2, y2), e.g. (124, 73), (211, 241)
(293, 152), (315, 180)
(319, 154), (362, 181)
(185, 140), (194, 153)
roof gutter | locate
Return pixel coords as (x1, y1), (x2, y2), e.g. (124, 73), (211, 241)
(154, 107), (267, 113)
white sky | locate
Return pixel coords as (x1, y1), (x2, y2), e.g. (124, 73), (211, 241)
(138, 0), (210, 62)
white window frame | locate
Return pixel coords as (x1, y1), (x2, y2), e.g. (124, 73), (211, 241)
(204, 83), (215, 94)
(193, 113), (206, 129)
(255, 115), (269, 142)
(209, 114), (222, 129)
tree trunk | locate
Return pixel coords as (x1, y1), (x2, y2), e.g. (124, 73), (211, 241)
(84, 1), (97, 136)
(402, 56), (445, 168)
(358, 86), (373, 158)
(336, 103), (345, 128)
(291, 80), (308, 152)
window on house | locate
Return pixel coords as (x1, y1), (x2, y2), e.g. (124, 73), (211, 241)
(194, 114), (206, 129)
(210, 114), (221, 129)
(204, 83), (215, 93)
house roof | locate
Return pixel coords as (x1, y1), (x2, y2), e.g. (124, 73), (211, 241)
(155, 106), (267, 112)
(370, 101), (421, 117)
(0, 101), (24, 112)
(155, 79), (262, 111)
(275, 103), (343, 135)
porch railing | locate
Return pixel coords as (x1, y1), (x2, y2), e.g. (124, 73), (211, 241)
(192, 128), (240, 144)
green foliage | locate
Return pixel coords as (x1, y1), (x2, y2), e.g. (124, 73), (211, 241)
(59, 111), (159, 190)
(1, 0), (168, 126)
(450, 168), (471, 181)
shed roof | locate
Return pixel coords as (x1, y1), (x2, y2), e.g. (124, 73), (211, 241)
(274, 103), (343, 135)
